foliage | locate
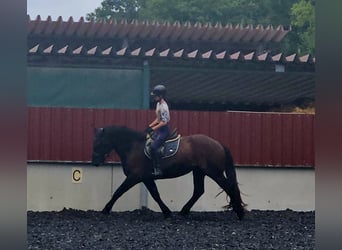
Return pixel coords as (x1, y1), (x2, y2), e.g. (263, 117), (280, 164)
(140, 0), (262, 25)
(87, 0), (297, 25)
(86, 0), (145, 21)
(290, 0), (315, 54)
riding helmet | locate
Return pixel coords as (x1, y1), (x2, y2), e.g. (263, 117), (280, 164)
(151, 84), (166, 97)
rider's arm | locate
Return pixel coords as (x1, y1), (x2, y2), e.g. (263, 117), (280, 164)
(149, 118), (159, 128)
(151, 120), (167, 131)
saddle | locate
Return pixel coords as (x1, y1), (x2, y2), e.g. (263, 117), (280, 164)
(144, 128), (181, 159)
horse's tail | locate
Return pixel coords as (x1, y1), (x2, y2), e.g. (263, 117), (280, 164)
(222, 144), (246, 220)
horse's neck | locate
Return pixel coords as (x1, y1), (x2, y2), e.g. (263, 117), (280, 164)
(109, 129), (143, 162)
(111, 141), (128, 161)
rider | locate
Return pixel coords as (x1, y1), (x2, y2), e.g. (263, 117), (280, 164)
(146, 84), (170, 177)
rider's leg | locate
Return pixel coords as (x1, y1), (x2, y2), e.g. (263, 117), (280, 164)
(150, 126), (169, 177)
(150, 135), (163, 176)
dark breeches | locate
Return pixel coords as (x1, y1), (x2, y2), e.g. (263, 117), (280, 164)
(151, 125), (170, 154)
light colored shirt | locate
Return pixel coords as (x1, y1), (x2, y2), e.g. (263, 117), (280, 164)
(156, 100), (170, 123)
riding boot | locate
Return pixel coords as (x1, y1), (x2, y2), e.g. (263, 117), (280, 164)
(151, 151), (163, 177)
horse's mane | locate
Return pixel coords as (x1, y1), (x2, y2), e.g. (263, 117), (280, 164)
(104, 125), (145, 144)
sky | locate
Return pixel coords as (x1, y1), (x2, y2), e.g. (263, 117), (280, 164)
(27, 0), (104, 20)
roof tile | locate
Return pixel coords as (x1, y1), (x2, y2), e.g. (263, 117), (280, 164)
(57, 45), (68, 54)
(299, 54), (310, 63)
(244, 52), (255, 60)
(272, 53), (283, 62)
(174, 49), (184, 58)
(131, 47), (141, 56)
(257, 52), (268, 61)
(43, 45), (53, 54)
(101, 46), (112, 55)
(27, 17), (315, 66)
(29, 44), (39, 53)
(230, 51), (241, 60)
(188, 50), (198, 58)
(145, 48), (156, 57)
(116, 47), (127, 56)
(285, 53), (296, 62)
(73, 45), (83, 54)
(28, 16), (291, 44)
(159, 48), (170, 57)
(87, 46), (97, 55)
(202, 50), (212, 59)
(216, 51), (226, 59)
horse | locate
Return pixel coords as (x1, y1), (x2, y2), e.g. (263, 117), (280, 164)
(91, 125), (245, 220)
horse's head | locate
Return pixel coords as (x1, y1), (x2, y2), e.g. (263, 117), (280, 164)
(92, 125), (146, 166)
(92, 127), (112, 166)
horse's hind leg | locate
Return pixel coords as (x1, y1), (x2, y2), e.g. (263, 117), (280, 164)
(102, 176), (140, 214)
(210, 174), (245, 220)
(143, 179), (172, 218)
(179, 169), (205, 216)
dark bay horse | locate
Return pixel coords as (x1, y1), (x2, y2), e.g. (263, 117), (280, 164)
(92, 125), (245, 220)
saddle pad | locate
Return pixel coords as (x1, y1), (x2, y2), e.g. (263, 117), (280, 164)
(144, 135), (181, 159)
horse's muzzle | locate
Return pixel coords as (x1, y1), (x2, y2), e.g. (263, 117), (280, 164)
(92, 152), (108, 166)
(92, 153), (102, 167)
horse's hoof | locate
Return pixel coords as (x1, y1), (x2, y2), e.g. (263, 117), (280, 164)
(237, 209), (245, 220)
(102, 208), (110, 214)
(163, 211), (172, 219)
(179, 210), (190, 217)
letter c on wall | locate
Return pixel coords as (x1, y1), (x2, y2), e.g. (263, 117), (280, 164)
(72, 168), (82, 183)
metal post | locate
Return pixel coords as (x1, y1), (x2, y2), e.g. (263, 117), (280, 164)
(142, 60), (150, 109)
(140, 60), (150, 208)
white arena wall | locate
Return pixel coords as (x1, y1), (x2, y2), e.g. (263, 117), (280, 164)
(27, 163), (315, 212)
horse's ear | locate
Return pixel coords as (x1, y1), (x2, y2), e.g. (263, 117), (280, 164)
(94, 127), (104, 134)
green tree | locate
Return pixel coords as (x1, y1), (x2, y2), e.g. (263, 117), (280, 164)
(86, 0), (145, 21)
(87, 0), (296, 25)
(140, 0), (252, 25)
(290, 0), (315, 54)
(255, 0), (297, 25)
(139, 0), (297, 26)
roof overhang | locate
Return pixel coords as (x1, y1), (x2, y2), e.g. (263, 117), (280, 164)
(28, 15), (290, 44)
(27, 15), (315, 110)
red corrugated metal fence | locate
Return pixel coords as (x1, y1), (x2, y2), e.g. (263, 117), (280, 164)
(28, 107), (315, 167)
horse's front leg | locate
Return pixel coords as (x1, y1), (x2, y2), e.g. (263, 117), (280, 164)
(102, 176), (140, 214)
(143, 179), (172, 218)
